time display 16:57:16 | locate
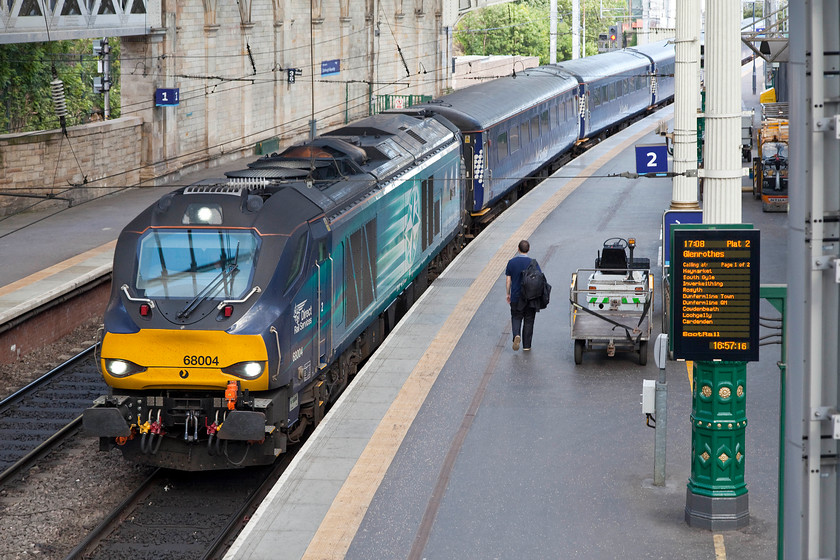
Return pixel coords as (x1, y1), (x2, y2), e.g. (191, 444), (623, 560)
(709, 341), (749, 351)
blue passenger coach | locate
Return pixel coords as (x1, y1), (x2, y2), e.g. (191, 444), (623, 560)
(408, 69), (579, 218)
(555, 39), (676, 141)
(408, 40), (675, 225)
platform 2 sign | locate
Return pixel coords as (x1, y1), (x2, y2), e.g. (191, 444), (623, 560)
(635, 143), (669, 175)
(673, 228), (760, 362)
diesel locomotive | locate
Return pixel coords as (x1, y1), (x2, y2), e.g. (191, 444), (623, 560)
(83, 42), (674, 470)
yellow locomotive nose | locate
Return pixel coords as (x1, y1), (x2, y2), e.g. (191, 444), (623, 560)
(100, 330), (269, 391)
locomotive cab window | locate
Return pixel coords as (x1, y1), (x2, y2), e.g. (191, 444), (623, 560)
(135, 229), (259, 299)
(285, 232), (309, 291)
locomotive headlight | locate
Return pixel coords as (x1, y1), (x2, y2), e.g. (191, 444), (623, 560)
(104, 358), (147, 377)
(182, 203), (222, 225)
(222, 361), (266, 380)
(197, 206), (213, 222)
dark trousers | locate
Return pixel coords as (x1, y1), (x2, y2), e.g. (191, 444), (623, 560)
(510, 301), (537, 348)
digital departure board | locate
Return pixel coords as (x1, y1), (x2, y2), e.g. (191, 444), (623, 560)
(673, 228), (760, 361)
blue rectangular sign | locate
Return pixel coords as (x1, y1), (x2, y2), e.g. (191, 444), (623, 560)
(321, 59), (340, 76)
(155, 88), (180, 107)
(635, 143), (669, 174)
(662, 209), (703, 267)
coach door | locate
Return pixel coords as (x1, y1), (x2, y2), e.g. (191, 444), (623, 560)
(647, 62), (657, 106)
(462, 135), (476, 213)
(312, 219), (332, 369)
(577, 85), (588, 140)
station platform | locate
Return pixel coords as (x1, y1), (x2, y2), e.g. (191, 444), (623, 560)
(224, 106), (788, 560)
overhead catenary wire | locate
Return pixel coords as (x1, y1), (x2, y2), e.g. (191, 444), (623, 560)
(0, 52), (660, 227)
(1, 42), (655, 196)
(0, 69), (415, 230)
(0, 7), (651, 229)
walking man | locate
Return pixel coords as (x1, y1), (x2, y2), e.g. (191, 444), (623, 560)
(505, 239), (540, 351)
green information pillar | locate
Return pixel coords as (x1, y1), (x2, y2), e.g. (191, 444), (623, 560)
(685, 360), (749, 530)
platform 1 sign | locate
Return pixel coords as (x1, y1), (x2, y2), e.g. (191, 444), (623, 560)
(635, 143), (669, 175)
(155, 88), (180, 107)
(673, 228), (760, 362)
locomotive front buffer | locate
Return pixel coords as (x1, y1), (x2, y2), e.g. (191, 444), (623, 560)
(83, 380), (291, 470)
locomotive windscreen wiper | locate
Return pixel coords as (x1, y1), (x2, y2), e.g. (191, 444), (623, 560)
(177, 242), (240, 319)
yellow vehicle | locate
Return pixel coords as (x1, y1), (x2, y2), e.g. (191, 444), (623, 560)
(752, 103), (789, 212)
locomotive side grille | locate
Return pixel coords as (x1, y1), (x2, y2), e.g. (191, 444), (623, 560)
(405, 129), (427, 144)
(227, 168), (307, 180)
(226, 177), (270, 189)
(184, 185), (248, 196)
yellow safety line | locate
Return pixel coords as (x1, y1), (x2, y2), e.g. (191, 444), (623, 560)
(0, 240), (116, 297)
(714, 534), (727, 559)
(302, 121), (666, 559)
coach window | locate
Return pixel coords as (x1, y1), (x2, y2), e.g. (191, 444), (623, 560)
(608, 82), (615, 101)
(541, 110), (549, 132)
(616, 80), (622, 97)
(509, 125), (520, 153)
(520, 122), (529, 146)
(530, 116), (539, 140)
(496, 131), (508, 159)
(592, 87), (600, 107)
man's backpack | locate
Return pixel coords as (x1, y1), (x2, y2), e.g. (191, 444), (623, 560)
(539, 280), (551, 310)
(521, 259), (547, 303)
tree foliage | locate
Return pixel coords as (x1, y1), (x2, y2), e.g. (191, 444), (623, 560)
(0, 39), (121, 134)
(455, 0), (630, 65)
(743, 3), (764, 20)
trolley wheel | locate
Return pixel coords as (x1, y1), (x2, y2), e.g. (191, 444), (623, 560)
(638, 340), (648, 366)
(574, 339), (585, 365)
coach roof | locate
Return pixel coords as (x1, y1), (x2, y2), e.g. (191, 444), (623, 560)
(411, 67), (578, 132)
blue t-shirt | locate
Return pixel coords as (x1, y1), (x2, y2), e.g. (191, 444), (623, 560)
(505, 254), (538, 303)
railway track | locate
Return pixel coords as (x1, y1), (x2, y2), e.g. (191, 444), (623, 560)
(0, 345), (106, 485)
(65, 451), (295, 559)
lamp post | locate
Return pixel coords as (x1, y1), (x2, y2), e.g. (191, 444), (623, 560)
(684, 0), (750, 531)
